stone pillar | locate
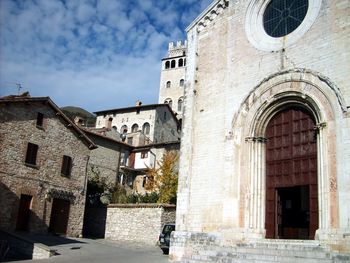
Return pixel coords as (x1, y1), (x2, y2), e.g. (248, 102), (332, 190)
(245, 136), (266, 238)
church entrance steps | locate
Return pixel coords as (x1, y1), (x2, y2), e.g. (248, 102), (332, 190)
(189, 239), (350, 263)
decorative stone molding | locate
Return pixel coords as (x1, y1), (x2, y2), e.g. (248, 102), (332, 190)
(46, 189), (76, 202)
(186, 0), (229, 33)
(232, 69), (343, 239)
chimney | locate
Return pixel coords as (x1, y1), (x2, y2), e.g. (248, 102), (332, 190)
(135, 100), (142, 106)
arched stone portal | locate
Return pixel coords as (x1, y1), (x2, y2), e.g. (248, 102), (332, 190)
(233, 69), (345, 241)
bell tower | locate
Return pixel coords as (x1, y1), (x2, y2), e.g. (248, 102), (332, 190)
(158, 41), (187, 121)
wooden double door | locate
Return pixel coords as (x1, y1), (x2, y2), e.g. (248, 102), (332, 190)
(265, 108), (318, 239)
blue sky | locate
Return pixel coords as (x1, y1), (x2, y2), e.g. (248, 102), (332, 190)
(0, 0), (212, 112)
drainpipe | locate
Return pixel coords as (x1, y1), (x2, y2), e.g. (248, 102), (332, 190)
(82, 155), (90, 195)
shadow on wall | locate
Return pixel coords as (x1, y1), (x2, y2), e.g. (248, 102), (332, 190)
(82, 204), (107, 238)
(0, 182), (85, 261)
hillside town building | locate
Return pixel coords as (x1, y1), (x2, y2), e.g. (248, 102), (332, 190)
(94, 102), (180, 145)
(171, 0), (350, 262)
(0, 95), (96, 237)
(91, 102), (181, 195)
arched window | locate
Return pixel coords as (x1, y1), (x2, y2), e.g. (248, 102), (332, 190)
(142, 122), (150, 135)
(178, 97), (184, 112)
(107, 117), (113, 129)
(166, 81), (171, 88)
(178, 58), (183, 67)
(131, 123), (139, 132)
(165, 61), (170, 69)
(179, 79), (184, 87)
(171, 60), (176, 68)
(164, 98), (173, 108)
(120, 125), (128, 134)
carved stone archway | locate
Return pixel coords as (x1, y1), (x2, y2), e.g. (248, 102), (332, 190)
(232, 69), (345, 240)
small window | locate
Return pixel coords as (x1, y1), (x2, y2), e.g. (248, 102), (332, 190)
(127, 137), (133, 145)
(165, 61), (170, 69)
(178, 97), (184, 112)
(142, 122), (150, 135)
(131, 123), (139, 133)
(121, 125), (128, 134)
(142, 177), (147, 188)
(179, 79), (184, 87)
(178, 58), (183, 67)
(163, 111), (167, 120)
(184, 58), (186, 66)
(25, 143), (38, 166)
(107, 117), (113, 129)
(171, 60), (176, 68)
(36, 112), (44, 127)
(141, 151), (148, 159)
(166, 81), (171, 88)
(164, 99), (172, 109)
(136, 108), (140, 114)
(61, 155), (72, 177)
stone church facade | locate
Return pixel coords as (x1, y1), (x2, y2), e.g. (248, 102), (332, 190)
(171, 0), (350, 262)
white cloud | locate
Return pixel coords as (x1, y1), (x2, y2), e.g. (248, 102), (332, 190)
(0, 0), (212, 112)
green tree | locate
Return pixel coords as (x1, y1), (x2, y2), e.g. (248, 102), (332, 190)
(145, 151), (179, 204)
(86, 166), (113, 205)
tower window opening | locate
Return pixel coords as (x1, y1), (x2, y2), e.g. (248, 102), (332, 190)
(164, 98), (173, 109)
(178, 97), (184, 112)
(178, 58), (184, 67)
(166, 81), (171, 88)
(165, 61), (170, 69)
(171, 60), (176, 68)
(180, 79), (184, 87)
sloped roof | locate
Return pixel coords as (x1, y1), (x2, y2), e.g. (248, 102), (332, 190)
(0, 95), (97, 149)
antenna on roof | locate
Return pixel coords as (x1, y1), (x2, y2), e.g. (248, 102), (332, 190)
(16, 83), (23, 95)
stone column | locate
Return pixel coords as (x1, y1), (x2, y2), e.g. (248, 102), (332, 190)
(245, 136), (266, 238)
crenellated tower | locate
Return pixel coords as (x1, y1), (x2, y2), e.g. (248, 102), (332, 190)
(158, 41), (187, 122)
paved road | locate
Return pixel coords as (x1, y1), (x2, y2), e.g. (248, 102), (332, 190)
(15, 238), (169, 263)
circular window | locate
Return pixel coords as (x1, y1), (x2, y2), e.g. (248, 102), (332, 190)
(245, 0), (321, 51)
(263, 0), (309, 38)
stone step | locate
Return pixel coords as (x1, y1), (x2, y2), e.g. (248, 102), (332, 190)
(195, 242), (350, 263)
(234, 246), (330, 259)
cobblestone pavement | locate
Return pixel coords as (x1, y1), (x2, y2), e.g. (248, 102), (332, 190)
(14, 238), (169, 263)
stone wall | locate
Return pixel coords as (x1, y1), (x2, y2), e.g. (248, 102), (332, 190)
(0, 100), (91, 237)
(87, 133), (125, 185)
(154, 107), (180, 143)
(105, 204), (175, 245)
